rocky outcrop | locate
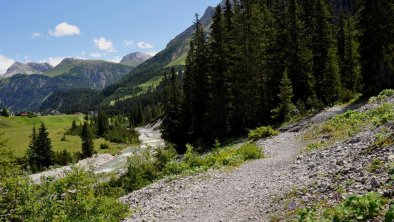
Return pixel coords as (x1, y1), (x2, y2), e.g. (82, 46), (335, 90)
(120, 52), (152, 67)
(2, 62), (53, 77)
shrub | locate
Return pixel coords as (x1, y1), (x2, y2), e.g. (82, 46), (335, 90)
(237, 142), (262, 160)
(369, 89), (394, 103)
(123, 150), (159, 192)
(368, 159), (384, 173)
(248, 126), (279, 141)
(100, 143), (110, 150)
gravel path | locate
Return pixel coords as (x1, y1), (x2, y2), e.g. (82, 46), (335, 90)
(120, 106), (349, 222)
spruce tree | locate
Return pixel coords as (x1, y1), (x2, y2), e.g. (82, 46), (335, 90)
(206, 6), (228, 142)
(26, 126), (39, 172)
(272, 70), (297, 122)
(162, 68), (184, 152)
(81, 122), (94, 158)
(322, 47), (342, 105)
(31, 123), (53, 170)
(286, 0), (314, 102)
(185, 14), (210, 147)
(97, 111), (108, 137)
(1, 108), (10, 117)
(312, 0), (335, 104)
(360, 0), (394, 94)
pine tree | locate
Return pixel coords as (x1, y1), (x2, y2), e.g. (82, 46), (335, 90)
(28, 123), (53, 170)
(97, 111), (109, 137)
(71, 120), (77, 130)
(26, 126), (39, 172)
(206, 6), (228, 142)
(341, 16), (360, 93)
(272, 70), (297, 122)
(81, 122), (94, 158)
(360, 0), (394, 94)
(286, 0), (314, 102)
(1, 108), (10, 117)
(322, 47), (342, 105)
(312, 0), (335, 104)
(162, 68), (184, 152)
(184, 14), (210, 147)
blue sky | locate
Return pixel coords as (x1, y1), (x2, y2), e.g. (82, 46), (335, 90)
(0, 0), (220, 73)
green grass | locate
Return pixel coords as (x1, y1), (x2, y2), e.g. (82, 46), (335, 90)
(109, 76), (163, 106)
(0, 115), (127, 157)
(304, 102), (394, 152)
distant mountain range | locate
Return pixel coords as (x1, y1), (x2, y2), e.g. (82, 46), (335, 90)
(0, 52), (151, 111)
(2, 62), (53, 77)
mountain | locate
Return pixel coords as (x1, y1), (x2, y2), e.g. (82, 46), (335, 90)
(120, 52), (152, 67)
(0, 58), (134, 112)
(100, 6), (216, 105)
(2, 62), (53, 77)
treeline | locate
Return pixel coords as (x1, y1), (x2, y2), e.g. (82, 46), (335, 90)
(103, 85), (164, 127)
(162, 0), (394, 153)
(40, 88), (103, 114)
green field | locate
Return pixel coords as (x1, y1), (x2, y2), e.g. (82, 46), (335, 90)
(0, 115), (128, 157)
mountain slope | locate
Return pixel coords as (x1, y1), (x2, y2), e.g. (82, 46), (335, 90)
(101, 6), (216, 105)
(120, 52), (152, 67)
(0, 58), (134, 112)
(2, 62), (53, 77)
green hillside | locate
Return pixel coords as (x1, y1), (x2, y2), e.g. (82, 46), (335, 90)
(0, 115), (126, 156)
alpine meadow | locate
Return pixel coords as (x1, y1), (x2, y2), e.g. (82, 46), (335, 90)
(0, 0), (393, 221)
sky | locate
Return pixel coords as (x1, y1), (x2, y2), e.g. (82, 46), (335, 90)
(0, 0), (220, 74)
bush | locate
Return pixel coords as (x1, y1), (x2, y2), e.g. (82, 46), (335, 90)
(0, 168), (129, 221)
(237, 142), (262, 160)
(248, 126), (279, 141)
(369, 89), (394, 103)
(100, 143), (110, 150)
(52, 149), (76, 166)
(123, 150), (159, 192)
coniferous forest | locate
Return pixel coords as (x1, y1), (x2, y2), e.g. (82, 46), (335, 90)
(162, 0), (394, 153)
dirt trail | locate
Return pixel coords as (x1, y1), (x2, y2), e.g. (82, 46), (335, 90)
(120, 106), (349, 221)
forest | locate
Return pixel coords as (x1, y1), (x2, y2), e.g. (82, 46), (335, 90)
(161, 0), (393, 153)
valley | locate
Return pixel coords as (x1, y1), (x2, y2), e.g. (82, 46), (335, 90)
(0, 0), (393, 221)
(0, 115), (127, 156)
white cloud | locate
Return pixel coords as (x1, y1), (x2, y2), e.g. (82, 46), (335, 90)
(124, 40), (134, 48)
(32, 32), (42, 38)
(137, 41), (155, 49)
(89, 52), (103, 58)
(146, 51), (158, 56)
(41, 57), (64, 67)
(49, 22), (80, 37)
(93, 37), (115, 52)
(0, 55), (14, 74)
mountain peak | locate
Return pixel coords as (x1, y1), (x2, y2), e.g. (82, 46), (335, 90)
(2, 61), (53, 77)
(120, 52), (152, 67)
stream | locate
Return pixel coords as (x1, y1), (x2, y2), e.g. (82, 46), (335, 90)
(94, 121), (165, 174)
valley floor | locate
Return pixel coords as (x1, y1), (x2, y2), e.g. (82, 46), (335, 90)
(120, 103), (358, 221)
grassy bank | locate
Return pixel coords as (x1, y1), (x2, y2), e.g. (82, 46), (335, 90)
(0, 115), (127, 156)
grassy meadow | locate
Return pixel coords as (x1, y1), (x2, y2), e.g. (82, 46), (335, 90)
(0, 115), (127, 157)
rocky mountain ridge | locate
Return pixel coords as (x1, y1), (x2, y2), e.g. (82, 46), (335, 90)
(2, 62), (53, 77)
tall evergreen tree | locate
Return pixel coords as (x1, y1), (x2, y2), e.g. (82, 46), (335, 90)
(162, 68), (184, 152)
(312, 0), (336, 104)
(322, 46), (342, 105)
(81, 122), (94, 158)
(272, 70), (297, 122)
(360, 0), (394, 94)
(26, 126), (38, 172)
(341, 15), (360, 93)
(206, 6), (228, 142)
(27, 123), (53, 171)
(286, 0), (314, 102)
(97, 111), (109, 137)
(183, 14), (210, 147)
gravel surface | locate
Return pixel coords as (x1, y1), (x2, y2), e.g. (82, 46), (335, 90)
(120, 105), (351, 222)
